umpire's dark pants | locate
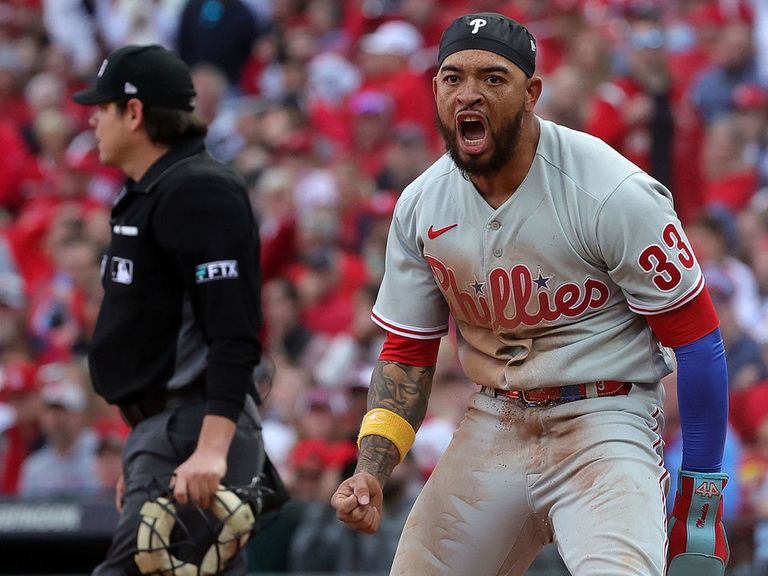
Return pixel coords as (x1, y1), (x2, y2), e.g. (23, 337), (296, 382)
(92, 399), (264, 576)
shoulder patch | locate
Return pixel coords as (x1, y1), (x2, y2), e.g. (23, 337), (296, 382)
(195, 260), (239, 283)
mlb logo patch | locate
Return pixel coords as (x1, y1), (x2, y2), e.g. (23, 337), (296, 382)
(111, 257), (134, 285)
(195, 260), (239, 284)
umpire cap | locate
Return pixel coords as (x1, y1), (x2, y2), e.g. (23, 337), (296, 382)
(438, 12), (537, 77)
(73, 45), (196, 111)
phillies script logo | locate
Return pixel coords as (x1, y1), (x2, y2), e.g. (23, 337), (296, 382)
(425, 256), (610, 329)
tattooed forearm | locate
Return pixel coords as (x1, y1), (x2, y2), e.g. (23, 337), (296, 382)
(367, 360), (434, 426)
(355, 360), (435, 486)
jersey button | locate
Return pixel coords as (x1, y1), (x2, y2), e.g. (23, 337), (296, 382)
(490, 220), (501, 230)
(493, 248), (503, 257)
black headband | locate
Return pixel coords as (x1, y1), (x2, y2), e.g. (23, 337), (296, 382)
(438, 12), (537, 77)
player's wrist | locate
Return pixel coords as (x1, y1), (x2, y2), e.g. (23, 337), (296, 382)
(357, 408), (416, 464)
(668, 469), (729, 575)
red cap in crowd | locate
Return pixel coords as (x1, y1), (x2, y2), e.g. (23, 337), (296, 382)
(0, 361), (38, 401)
(290, 438), (357, 470)
(732, 83), (768, 111)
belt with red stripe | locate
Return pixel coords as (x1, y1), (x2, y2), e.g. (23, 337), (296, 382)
(482, 380), (632, 407)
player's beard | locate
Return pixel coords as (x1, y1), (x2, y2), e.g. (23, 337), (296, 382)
(437, 108), (524, 177)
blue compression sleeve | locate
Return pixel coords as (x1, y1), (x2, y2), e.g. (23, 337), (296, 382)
(673, 327), (728, 472)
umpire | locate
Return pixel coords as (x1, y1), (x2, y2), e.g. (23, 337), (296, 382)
(73, 45), (266, 575)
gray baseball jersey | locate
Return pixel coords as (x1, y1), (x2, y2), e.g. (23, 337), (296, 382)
(372, 117), (703, 390)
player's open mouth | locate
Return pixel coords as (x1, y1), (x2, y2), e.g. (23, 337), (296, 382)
(457, 111), (488, 154)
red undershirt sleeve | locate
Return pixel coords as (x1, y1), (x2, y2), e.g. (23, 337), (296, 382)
(379, 331), (441, 367)
(643, 287), (720, 348)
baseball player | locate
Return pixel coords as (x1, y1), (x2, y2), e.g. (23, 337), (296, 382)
(331, 13), (729, 576)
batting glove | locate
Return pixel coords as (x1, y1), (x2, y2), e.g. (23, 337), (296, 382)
(667, 469), (729, 576)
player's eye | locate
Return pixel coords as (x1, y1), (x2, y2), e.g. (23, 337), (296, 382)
(487, 75), (503, 84)
(444, 74), (460, 84)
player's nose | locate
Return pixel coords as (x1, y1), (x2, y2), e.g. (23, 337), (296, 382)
(456, 79), (484, 108)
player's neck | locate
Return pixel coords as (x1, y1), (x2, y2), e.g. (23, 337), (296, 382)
(471, 115), (540, 210)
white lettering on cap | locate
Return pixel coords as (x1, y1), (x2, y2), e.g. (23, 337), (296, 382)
(531, 39), (536, 52)
(97, 59), (108, 78)
(124, 82), (138, 94)
(468, 18), (487, 34)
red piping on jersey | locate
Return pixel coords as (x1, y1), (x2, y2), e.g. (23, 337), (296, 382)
(643, 287), (719, 348)
(371, 311), (448, 339)
(379, 331), (441, 367)
(628, 273), (705, 315)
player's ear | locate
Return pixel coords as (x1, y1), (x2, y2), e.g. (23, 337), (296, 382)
(524, 77), (543, 112)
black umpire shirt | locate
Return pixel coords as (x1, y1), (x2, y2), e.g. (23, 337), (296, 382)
(88, 137), (262, 422)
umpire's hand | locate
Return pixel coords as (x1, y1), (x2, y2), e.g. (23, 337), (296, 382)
(172, 447), (228, 509)
(171, 414), (234, 509)
(331, 472), (384, 534)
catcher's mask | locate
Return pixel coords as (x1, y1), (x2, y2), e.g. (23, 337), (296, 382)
(133, 469), (288, 576)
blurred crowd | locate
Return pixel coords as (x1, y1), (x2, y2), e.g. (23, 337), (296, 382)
(0, 0), (768, 573)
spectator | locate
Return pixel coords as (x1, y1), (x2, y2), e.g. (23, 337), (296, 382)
(291, 247), (369, 337)
(749, 416), (768, 575)
(22, 108), (77, 200)
(27, 230), (101, 362)
(354, 20), (437, 151)
(0, 244), (29, 357)
(332, 159), (377, 253)
(690, 14), (759, 125)
(305, 51), (361, 158)
(41, 0), (100, 76)
(0, 360), (42, 494)
(177, 0), (264, 89)
(0, 117), (33, 213)
(343, 90), (395, 180)
(538, 64), (591, 130)
(93, 0), (185, 50)
(399, 0), (450, 72)
(92, 413), (129, 495)
(686, 210), (761, 334)
(375, 123), (433, 195)
(190, 62), (240, 162)
(707, 267), (768, 390)
(411, 368), (475, 479)
(731, 82), (768, 189)
(303, 0), (349, 55)
(0, 45), (33, 130)
(565, 26), (613, 99)
(747, 232), (768, 345)
(294, 386), (347, 445)
(253, 166), (299, 283)
(18, 367), (99, 498)
(584, 11), (677, 191)
(740, 415), (768, 517)
(701, 113), (760, 214)
(262, 277), (321, 368)
(312, 283), (384, 391)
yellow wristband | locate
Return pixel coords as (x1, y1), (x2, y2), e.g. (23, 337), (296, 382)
(357, 408), (416, 464)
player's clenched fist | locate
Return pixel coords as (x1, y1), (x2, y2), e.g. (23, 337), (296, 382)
(331, 472), (384, 534)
